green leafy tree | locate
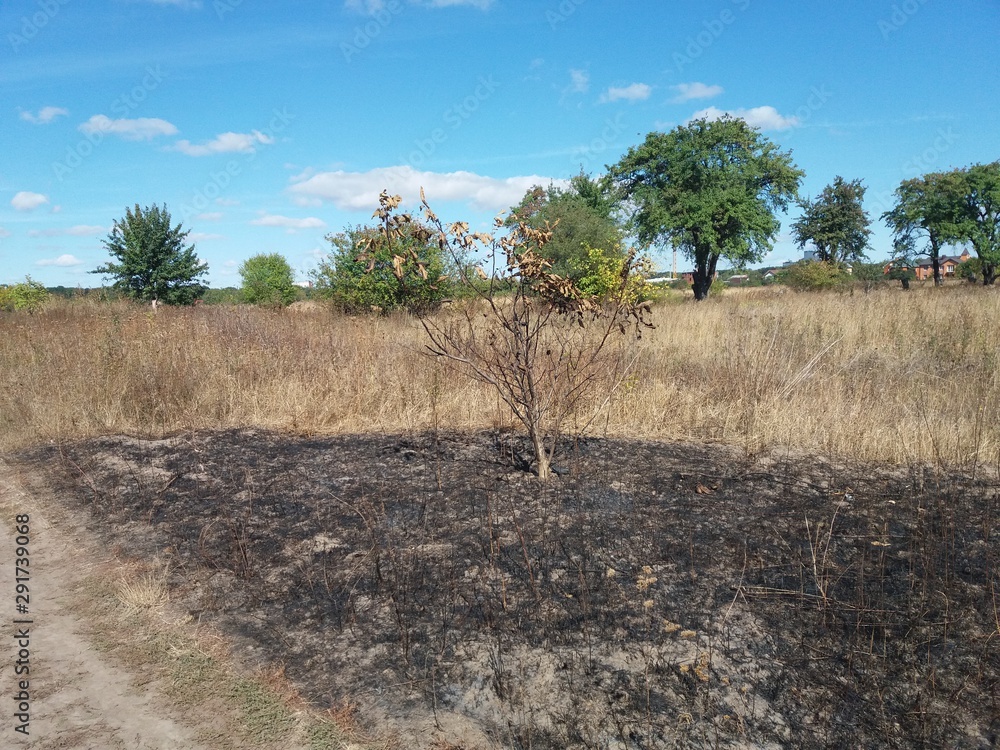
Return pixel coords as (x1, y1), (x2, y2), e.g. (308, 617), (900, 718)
(312, 219), (453, 313)
(239, 253), (297, 307)
(882, 171), (963, 285)
(952, 162), (1000, 285)
(507, 172), (626, 281)
(0, 276), (49, 312)
(609, 117), (803, 300)
(92, 204), (208, 305)
(792, 176), (872, 266)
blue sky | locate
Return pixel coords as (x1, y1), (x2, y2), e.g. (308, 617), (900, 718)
(2, 0), (997, 286)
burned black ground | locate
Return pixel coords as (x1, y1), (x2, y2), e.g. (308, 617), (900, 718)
(15, 429), (1000, 749)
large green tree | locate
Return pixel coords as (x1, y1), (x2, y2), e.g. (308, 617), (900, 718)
(609, 117), (803, 300)
(791, 176), (872, 266)
(93, 204), (208, 305)
(507, 172), (625, 281)
(239, 253), (297, 307)
(882, 171), (964, 285)
(953, 162), (1000, 286)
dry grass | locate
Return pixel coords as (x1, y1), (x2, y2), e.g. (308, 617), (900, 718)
(2, 285), (999, 469)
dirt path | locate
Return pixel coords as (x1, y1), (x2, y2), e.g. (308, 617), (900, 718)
(0, 457), (218, 749)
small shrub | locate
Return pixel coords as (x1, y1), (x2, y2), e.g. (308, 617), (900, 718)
(0, 277), (49, 312)
(783, 261), (850, 291)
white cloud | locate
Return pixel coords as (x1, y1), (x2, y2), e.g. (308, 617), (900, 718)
(173, 130), (274, 156)
(0, 227), (10, 238)
(189, 232), (224, 241)
(196, 212), (224, 221)
(79, 115), (179, 141)
(20, 106), (69, 124)
(600, 83), (652, 103)
(28, 225), (105, 237)
(567, 69), (589, 94)
(215, 198), (240, 206)
(35, 254), (82, 267)
(689, 105), (800, 131)
(670, 82), (724, 103)
(250, 214), (327, 231)
(288, 165), (567, 212)
(11, 191), (49, 212)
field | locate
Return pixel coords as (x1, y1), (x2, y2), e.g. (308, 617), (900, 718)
(3, 285), (999, 748)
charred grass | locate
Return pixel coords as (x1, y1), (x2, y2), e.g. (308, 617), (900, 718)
(13, 428), (1000, 749)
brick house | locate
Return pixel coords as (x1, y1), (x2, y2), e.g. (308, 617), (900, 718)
(890, 250), (972, 280)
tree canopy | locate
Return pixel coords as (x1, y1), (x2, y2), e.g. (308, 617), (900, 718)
(609, 117), (803, 300)
(882, 171), (964, 285)
(506, 172), (625, 281)
(952, 162), (1000, 285)
(791, 176), (872, 266)
(92, 204), (208, 305)
(239, 253), (297, 307)
(312, 219), (455, 313)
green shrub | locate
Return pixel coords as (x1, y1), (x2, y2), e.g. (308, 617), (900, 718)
(0, 277), (49, 312)
(239, 253), (297, 307)
(783, 261), (851, 291)
(312, 222), (454, 313)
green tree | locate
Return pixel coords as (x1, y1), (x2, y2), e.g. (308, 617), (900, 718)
(312, 220), (453, 313)
(792, 176), (872, 266)
(92, 204), (208, 305)
(952, 162), (1000, 285)
(882, 171), (963, 286)
(239, 253), (297, 307)
(609, 117), (803, 300)
(507, 172), (626, 281)
(0, 276), (49, 312)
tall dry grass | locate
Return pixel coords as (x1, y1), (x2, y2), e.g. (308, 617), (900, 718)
(2, 286), (998, 469)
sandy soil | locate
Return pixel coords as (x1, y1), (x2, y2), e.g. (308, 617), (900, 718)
(0, 456), (232, 750)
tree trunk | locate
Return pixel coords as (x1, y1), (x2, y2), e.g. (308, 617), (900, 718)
(691, 252), (719, 301)
(530, 426), (550, 480)
(931, 241), (941, 286)
(983, 263), (997, 286)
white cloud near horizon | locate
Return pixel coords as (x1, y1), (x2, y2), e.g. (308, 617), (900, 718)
(173, 130), (274, 156)
(250, 214), (327, 231)
(79, 115), (179, 140)
(11, 191), (49, 212)
(189, 232), (225, 241)
(670, 82), (724, 103)
(689, 105), (800, 131)
(35, 254), (83, 267)
(28, 225), (105, 237)
(600, 83), (652, 103)
(288, 165), (567, 212)
(20, 106), (69, 124)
